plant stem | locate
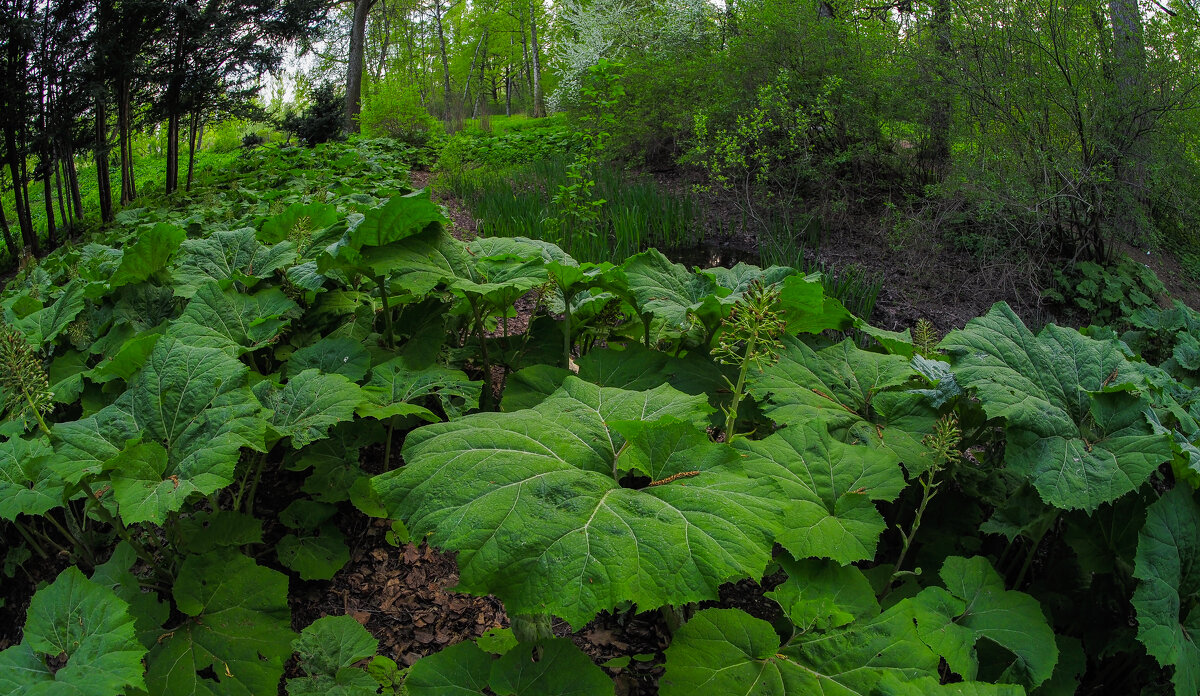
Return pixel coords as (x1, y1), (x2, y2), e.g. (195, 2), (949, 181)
(234, 451), (266, 512)
(377, 276), (394, 348)
(723, 334), (757, 443)
(11, 519), (48, 559)
(383, 419), (397, 470)
(77, 479), (161, 575)
(244, 453), (269, 517)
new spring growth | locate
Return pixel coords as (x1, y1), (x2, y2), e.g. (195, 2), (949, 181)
(714, 280), (787, 442)
(0, 322), (53, 431)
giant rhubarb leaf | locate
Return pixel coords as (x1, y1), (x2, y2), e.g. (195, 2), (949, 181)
(1133, 487), (1200, 696)
(907, 556), (1058, 688)
(253, 369), (364, 448)
(51, 337), (265, 524)
(660, 607), (939, 695)
(405, 638), (613, 696)
(0, 566), (147, 696)
(172, 228), (297, 298)
(146, 550), (295, 696)
(0, 435), (64, 520)
(372, 377), (782, 627)
(748, 335), (938, 475)
(286, 615), (380, 696)
(941, 302), (1172, 511)
(734, 422), (907, 563)
(172, 282), (298, 353)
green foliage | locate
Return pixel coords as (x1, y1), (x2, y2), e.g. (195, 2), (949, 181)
(1043, 257), (1166, 324)
(360, 80), (445, 166)
(2, 136), (1197, 695)
(283, 82), (346, 145)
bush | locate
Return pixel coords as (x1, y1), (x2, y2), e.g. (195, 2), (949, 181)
(359, 81), (445, 157)
(282, 83), (345, 146)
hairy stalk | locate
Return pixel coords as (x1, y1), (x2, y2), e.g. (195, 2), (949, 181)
(11, 519), (49, 559)
(383, 419), (397, 470)
(884, 414), (962, 597)
(714, 281), (786, 442)
(77, 479), (162, 575)
(377, 275), (395, 348)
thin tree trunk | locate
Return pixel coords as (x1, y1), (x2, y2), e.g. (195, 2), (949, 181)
(463, 30), (486, 107)
(0, 193), (17, 259)
(118, 78), (136, 204)
(529, 0), (544, 117)
(55, 152), (68, 227)
(374, 0), (390, 82)
(922, 0), (951, 181)
(65, 136), (82, 218)
(186, 110), (199, 190)
(433, 0), (453, 107)
(94, 94), (114, 222)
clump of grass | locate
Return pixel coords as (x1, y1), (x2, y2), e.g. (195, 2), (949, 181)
(435, 156), (701, 264)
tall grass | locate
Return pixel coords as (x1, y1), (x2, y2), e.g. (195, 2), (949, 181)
(437, 156), (701, 264)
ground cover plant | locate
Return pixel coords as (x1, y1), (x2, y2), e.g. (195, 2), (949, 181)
(0, 138), (1198, 696)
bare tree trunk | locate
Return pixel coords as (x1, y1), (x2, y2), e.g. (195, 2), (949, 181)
(921, 0), (951, 181)
(94, 94), (114, 223)
(463, 30), (486, 108)
(186, 110), (200, 190)
(374, 0), (390, 82)
(118, 77), (136, 204)
(529, 0), (544, 117)
(433, 0), (453, 108)
(1107, 0), (1148, 249)
(345, 0), (377, 133)
(0, 193), (17, 259)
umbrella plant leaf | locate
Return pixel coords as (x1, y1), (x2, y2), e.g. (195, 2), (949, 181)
(109, 223), (185, 287)
(734, 422), (905, 563)
(404, 640), (494, 696)
(489, 639), (615, 696)
(1132, 487), (1200, 696)
(941, 302), (1173, 511)
(1, 566), (147, 696)
(146, 550), (295, 696)
(253, 369), (364, 449)
(173, 228), (298, 298)
(661, 606), (939, 695)
(260, 202), (341, 245)
(286, 337), (371, 380)
(348, 190), (447, 249)
(15, 278), (86, 346)
(0, 434), (64, 520)
(173, 282), (298, 353)
(748, 335), (938, 475)
(908, 556), (1058, 687)
(372, 377), (782, 627)
(51, 337), (266, 520)
(359, 356), (482, 420)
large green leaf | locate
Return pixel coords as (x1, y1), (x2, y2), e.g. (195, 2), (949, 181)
(259, 202), (342, 244)
(253, 369), (364, 448)
(0, 435), (64, 520)
(173, 228), (298, 298)
(373, 377), (782, 627)
(15, 278), (86, 346)
(146, 551), (295, 696)
(286, 615), (379, 696)
(1133, 487), (1200, 696)
(51, 337), (266, 523)
(348, 190), (447, 249)
(616, 249), (728, 340)
(909, 556), (1058, 687)
(286, 336), (371, 380)
(660, 607), (938, 695)
(109, 223), (186, 287)
(766, 557), (879, 632)
(358, 356), (481, 420)
(748, 335), (938, 475)
(405, 638), (614, 696)
(941, 302), (1172, 511)
(0, 566), (147, 696)
(172, 282), (298, 353)
(734, 422), (906, 563)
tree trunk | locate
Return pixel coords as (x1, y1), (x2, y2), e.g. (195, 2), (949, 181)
(42, 160), (56, 249)
(4, 113), (35, 254)
(186, 110), (199, 190)
(1107, 0), (1148, 248)
(529, 0), (544, 117)
(374, 0), (390, 82)
(0, 193), (17, 259)
(118, 77), (136, 204)
(345, 0), (376, 133)
(165, 111), (180, 194)
(921, 0), (952, 181)
(65, 136), (83, 219)
(463, 30), (486, 108)
(433, 0), (453, 108)
(94, 94), (114, 223)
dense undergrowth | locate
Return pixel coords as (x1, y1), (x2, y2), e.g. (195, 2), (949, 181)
(0, 138), (1198, 696)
